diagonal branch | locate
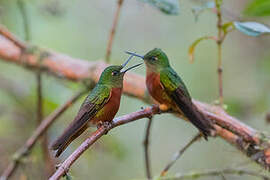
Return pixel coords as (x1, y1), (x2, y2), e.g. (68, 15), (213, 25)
(17, 0), (55, 177)
(0, 90), (86, 180)
(1, 26), (270, 170)
(0, 25), (26, 49)
(49, 105), (161, 180)
(160, 132), (202, 177)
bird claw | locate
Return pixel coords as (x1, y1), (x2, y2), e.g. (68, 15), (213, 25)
(97, 121), (112, 135)
(55, 163), (62, 169)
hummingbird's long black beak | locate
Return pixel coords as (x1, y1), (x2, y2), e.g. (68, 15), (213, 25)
(125, 51), (144, 59)
(121, 54), (134, 68)
(121, 63), (143, 73)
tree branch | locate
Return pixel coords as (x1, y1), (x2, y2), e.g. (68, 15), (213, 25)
(0, 25), (26, 49)
(215, 0), (224, 105)
(0, 27), (270, 170)
(160, 133), (202, 177)
(0, 90), (86, 180)
(159, 168), (270, 180)
(17, 0), (55, 176)
(266, 112), (270, 123)
(49, 105), (161, 180)
(143, 117), (153, 180)
(105, 0), (124, 62)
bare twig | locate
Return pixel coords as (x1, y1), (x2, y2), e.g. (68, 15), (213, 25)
(160, 168), (270, 180)
(17, 0), (55, 176)
(49, 105), (162, 180)
(105, 0), (124, 62)
(144, 117), (153, 180)
(17, 0), (30, 41)
(18, 0), (54, 176)
(36, 70), (54, 176)
(1, 28), (270, 170)
(266, 112), (270, 124)
(0, 90), (86, 180)
(160, 133), (202, 177)
(215, 0), (224, 105)
(37, 70), (55, 177)
(0, 25), (26, 49)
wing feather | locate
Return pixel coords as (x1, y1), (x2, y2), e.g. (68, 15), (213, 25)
(160, 68), (213, 139)
(51, 85), (111, 156)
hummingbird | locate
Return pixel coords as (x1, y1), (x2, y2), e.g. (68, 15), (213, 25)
(51, 55), (142, 157)
(126, 48), (214, 139)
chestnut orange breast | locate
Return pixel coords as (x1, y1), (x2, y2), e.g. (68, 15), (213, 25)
(91, 87), (122, 125)
(146, 71), (172, 106)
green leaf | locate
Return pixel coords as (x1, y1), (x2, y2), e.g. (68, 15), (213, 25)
(222, 22), (235, 35)
(188, 36), (215, 63)
(244, 0), (270, 16)
(222, 22), (233, 32)
(140, 0), (180, 15)
(234, 21), (270, 37)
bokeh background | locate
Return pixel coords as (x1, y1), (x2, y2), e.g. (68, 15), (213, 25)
(0, 0), (270, 179)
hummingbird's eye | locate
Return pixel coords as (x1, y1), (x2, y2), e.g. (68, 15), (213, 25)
(150, 56), (158, 61)
(112, 70), (119, 76)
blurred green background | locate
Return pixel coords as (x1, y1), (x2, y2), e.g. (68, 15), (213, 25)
(0, 0), (270, 179)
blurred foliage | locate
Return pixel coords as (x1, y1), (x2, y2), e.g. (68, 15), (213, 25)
(39, 0), (66, 17)
(244, 0), (270, 17)
(191, 1), (215, 22)
(139, 0), (180, 15)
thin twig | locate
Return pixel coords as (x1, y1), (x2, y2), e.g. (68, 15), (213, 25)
(105, 0), (124, 62)
(266, 112), (270, 123)
(0, 90), (86, 180)
(144, 117), (153, 180)
(17, 0), (30, 41)
(160, 168), (270, 180)
(160, 133), (202, 177)
(0, 25), (26, 49)
(215, 0), (224, 105)
(17, 0), (55, 176)
(37, 71), (55, 177)
(36, 71), (55, 176)
(49, 105), (162, 180)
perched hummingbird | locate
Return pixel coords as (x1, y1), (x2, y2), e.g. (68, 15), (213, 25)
(126, 48), (214, 139)
(51, 56), (142, 157)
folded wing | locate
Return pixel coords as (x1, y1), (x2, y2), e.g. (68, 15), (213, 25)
(51, 85), (111, 157)
(160, 68), (213, 139)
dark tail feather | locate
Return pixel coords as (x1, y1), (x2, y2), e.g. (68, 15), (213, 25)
(51, 125), (88, 157)
(171, 90), (213, 140)
(181, 103), (213, 140)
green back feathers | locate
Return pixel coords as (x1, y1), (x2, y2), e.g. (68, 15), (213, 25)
(81, 84), (111, 108)
(160, 68), (191, 99)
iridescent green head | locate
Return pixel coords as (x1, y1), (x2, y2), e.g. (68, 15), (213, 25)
(98, 56), (142, 88)
(126, 48), (170, 71)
